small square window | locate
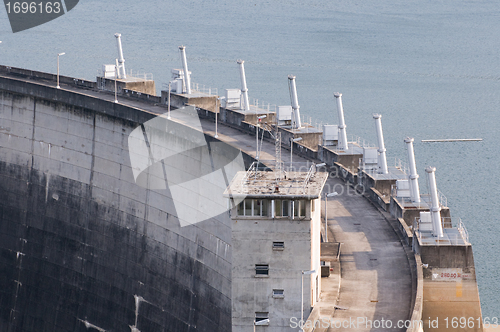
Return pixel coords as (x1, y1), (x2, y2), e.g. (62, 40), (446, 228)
(255, 312), (269, 325)
(272, 289), (285, 298)
(272, 242), (284, 251)
(255, 264), (269, 276)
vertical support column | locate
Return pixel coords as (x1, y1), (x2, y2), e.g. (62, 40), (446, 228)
(373, 114), (388, 174)
(334, 92), (348, 151)
(237, 60), (250, 112)
(288, 75), (302, 129)
(114, 33), (126, 79)
(179, 46), (191, 94)
(404, 137), (421, 203)
(425, 166), (444, 238)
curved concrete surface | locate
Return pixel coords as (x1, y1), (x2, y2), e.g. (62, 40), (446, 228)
(0, 76), (242, 331)
(325, 177), (413, 332)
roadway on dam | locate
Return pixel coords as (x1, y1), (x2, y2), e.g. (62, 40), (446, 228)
(323, 176), (412, 331)
(0, 73), (413, 329)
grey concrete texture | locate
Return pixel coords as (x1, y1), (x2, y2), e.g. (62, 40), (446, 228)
(0, 79), (235, 331)
(323, 176), (413, 332)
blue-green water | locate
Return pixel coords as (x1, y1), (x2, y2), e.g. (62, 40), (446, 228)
(0, 0), (498, 318)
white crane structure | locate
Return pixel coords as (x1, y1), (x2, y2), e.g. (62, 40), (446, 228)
(425, 166), (444, 238)
(179, 46), (192, 94)
(334, 92), (348, 151)
(373, 114), (388, 174)
(404, 137), (421, 203)
(237, 60), (250, 112)
(288, 75), (302, 129)
(114, 33), (126, 79)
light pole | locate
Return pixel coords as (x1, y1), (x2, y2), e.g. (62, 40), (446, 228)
(256, 115), (266, 159)
(114, 61), (118, 103)
(324, 192), (338, 242)
(254, 318), (269, 332)
(301, 270), (315, 331)
(216, 97), (226, 138)
(315, 163), (326, 174)
(290, 137), (302, 169)
(56, 52), (65, 89)
(167, 81), (173, 119)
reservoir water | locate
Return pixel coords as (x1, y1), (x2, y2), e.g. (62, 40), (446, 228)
(0, 0), (498, 318)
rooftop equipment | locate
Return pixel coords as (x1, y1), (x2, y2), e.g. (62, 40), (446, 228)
(179, 46), (191, 94)
(362, 147), (378, 171)
(102, 64), (116, 79)
(276, 106), (292, 126)
(373, 114), (388, 174)
(334, 92), (348, 151)
(288, 75), (302, 129)
(237, 60), (250, 112)
(170, 68), (190, 94)
(224, 89), (241, 109)
(395, 179), (411, 198)
(322, 125), (338, 146)
(404, 137), (421, 203)
(114, 33), (126, 79)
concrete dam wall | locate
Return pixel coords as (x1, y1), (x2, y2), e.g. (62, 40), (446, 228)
(0, 77), (238, 331)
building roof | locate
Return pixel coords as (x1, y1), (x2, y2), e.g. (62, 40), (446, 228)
(224, 168), (328, 199)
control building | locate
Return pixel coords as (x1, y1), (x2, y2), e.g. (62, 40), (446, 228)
(224, 162), (328, 331)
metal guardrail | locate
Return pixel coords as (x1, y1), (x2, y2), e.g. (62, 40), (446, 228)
(251, 98), (276, 113)
(127, 70), (154, 81)
(242, 161), (258, 185)
(302, 164), (316, 193)
(191, 82), (218, 96)
(242, 161), (323, 194)
(458, 220), (469, 243)
(391, 184), (448, 209)
(413, 216), (459, 231)
(413, 216), (469, 245)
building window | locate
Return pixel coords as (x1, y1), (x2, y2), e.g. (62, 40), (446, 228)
(282, 200), (289, 216)
(255, 264), (269, 276)
(237, 199), (268, 217)
(293, 200), (307, 217)
(275, 200), (281, 217)
(273, 289), (285, 298)
(237, 201), (244, 215)
(255, 312), (269, 325)
(260, 200), (268, 216)
(272, 241), (285, 251)
(245, 199), (252, 216)
(274, 200), (290, 217)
